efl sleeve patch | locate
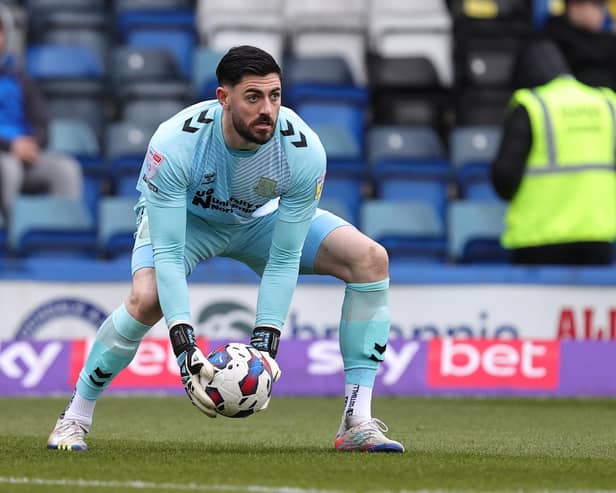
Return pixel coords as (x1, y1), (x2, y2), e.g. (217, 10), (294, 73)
(315, 173), (325, 200)
(145, 147), (165, 179)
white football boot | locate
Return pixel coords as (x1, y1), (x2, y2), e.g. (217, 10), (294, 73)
(47, 417), (89, 451)
(335, 418), (404, 453)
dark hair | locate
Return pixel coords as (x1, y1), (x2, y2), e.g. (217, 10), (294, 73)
(216, 45), (281, 87)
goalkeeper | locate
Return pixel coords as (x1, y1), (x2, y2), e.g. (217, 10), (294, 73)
(47, 45), (404, 453)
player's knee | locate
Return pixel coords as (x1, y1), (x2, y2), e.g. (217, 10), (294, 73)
(353, 241), (389, 282)
(126, 284), (161, 325)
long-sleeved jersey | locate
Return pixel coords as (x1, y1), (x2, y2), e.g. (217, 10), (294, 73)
(135, 100), (327, 330)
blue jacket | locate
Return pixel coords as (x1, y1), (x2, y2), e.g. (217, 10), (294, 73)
(0, 55), (48, 151)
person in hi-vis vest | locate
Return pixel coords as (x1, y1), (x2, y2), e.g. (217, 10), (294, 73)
(491, 40), (616, 265)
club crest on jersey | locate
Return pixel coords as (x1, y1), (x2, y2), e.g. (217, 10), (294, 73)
(315, 173), (325, 200)
(146, 147), (164, 178)
(254, 177), (278, 198)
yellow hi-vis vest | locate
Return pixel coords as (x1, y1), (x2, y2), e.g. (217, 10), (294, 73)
(502, 76), (616, 249)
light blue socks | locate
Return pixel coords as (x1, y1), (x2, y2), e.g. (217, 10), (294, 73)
(339, 278), (390, 388)
(76, 304), (151, 401)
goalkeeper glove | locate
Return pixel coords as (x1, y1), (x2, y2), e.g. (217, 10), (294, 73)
(250, 326), (282, 382)
(170, 323), (217, 418)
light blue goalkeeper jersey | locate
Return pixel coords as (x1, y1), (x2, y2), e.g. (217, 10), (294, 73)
(135, 100), (327, 329)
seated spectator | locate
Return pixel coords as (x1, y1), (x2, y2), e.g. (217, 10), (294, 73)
(491, 40), (616, 265)
(0, 17), (82, 224)
(539, 0), (616, 90)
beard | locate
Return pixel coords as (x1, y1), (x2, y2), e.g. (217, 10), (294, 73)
(231, 111), (276, 145)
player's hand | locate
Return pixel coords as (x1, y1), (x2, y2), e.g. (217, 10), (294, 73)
(250, 326), (282, 382)
(170, 323), (217, 418)
(260, 351), (281, 382)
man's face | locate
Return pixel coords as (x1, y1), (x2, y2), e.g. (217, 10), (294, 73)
(568, 0), (606, 32)
(225, 74), (282, 146)
(0, 31), (5, 53)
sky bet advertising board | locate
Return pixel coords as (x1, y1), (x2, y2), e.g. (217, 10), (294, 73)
(1, 281), (615, 396)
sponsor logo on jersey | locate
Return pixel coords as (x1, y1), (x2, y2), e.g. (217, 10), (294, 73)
(202, 172), (216, 185)
(145, 147), (164, 178)
(315, 173), (325, 200)
(254, 177), (278, 198)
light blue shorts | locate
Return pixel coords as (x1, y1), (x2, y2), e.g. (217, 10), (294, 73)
(131, 208), (350, 277)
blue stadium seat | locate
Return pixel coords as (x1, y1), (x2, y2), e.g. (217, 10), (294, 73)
(192, 46), (224, 99)
(27, 44), (105, 98)
(115, 0), (195, 39)
(48, 118), (101, 168)
(368, 125), (450, 220)
(122, 99), (185, 126)
(296, 102), (366, 152)
(317, 198), (354, 224)
(284, 55), (369, 109)
(9, 197), (96, 257)
(98, 197), (136, 258)
(126, 29), (196, 78)
(320, 176), (363, 226)
(450, 126), (502, 201)
(48, 118), (105, 219)
(310, 124), (364, 177)
(360, 200), (447, 261)
(47, 97), (106, 145)
(447, 200), (509, 263)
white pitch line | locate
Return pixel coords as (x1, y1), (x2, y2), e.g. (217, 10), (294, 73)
(1, 479), (616, 493)
(0, 477), (342, 493)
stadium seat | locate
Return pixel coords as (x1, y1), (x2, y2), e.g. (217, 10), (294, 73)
(296, 102), (366, 153)
(450, 126), (502, 200)
(122, 99), (185, 126)
(48, 118), (102, 171)
(285, 1), (368, 85)
(320, 176), (363, 225)
(456, 88), (511, 126)
(106, 121), (155, 196)
(126, 29), (197, 78)
(196, 0), (283, 47)
(97, 197), (136, 258)
(46, 97), (106, 145)
(367, 0), (453, 87)
(26, 44), (105, 98)
(284, 56), (369, 109)
(461, 39), (520, 88)
(48, 117), (106, 220)
(317, 198), (354, 224)
(9, 197), (96, 257)
(360, 200), (447, 261)
(310, 124), (364, 177)
(41, 26), (110, 68)
(368, 55), (449, 129)
(447, 200), (509, 263)
(192, 46), (224, 99)
(208, 29), (284, 67)
(110, 46), (189, 101)
(115, 0), (195, 40)
(369, 125), (450, 221)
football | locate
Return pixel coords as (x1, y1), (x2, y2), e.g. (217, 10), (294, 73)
(204, 342), (274, 418)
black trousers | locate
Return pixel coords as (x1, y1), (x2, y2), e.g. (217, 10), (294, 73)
(511, 241), (613, 266)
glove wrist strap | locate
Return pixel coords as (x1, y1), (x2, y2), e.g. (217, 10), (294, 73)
(170, 323), (196, 357)
(251, 326), (281, 358)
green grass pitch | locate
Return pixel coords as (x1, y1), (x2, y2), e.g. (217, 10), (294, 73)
(1, 396), (616, 493)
